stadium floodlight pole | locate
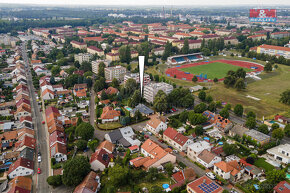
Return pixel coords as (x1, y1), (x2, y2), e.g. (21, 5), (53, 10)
(138, 56), (145, 97)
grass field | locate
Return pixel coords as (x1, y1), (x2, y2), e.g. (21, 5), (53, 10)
(179, 62), (253, 79)
(206, 64), (290, 118)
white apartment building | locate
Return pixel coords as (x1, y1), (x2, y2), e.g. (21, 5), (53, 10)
(74, 53), (92, 64)
(143, 82), (173, 103)
(124, 73), (151, 85)
(104, 65), (126, 82)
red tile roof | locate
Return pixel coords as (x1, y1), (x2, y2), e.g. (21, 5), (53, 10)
(73, 171), (99, 193)
(15, 135), (36, 150)
(90, 148), (113, 167)
(49, 131), (66, 147)
(100, 106), (120, 120)
(187, 176), (223, 193)
(273, 181), (290, 193)
(258, 44), (290, 52)
(8, 158), (34, 175)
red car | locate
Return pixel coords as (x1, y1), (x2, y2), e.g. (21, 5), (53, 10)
(144, 135), (149, 139)
(37, 168), (41, 174)
(42, 121), (45, 124)
(158, 139), (164, 143)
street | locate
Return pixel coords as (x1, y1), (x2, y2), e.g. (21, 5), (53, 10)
(22, 42), (51, 193)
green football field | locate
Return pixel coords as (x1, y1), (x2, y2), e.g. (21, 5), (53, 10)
(179, 62), (253, 79)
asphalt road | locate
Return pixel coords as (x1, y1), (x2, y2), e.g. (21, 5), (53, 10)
(21, 42), (50, 193)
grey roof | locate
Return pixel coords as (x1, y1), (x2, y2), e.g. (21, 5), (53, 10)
(20, 147), (34, 161)
(245, 129), (270, 142)
(108, 130), (122, 143)
(118, 137), (131, 147)
(131, 104), (154, 115)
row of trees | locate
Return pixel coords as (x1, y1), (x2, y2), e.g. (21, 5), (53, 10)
(223, 68), (246, 90)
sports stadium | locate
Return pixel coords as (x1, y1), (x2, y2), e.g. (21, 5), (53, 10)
(165, 59), (264, 82)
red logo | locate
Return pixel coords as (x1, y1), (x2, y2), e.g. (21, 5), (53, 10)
(249, 9), (276, 18)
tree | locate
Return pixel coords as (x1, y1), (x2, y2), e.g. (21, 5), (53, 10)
(198, 90), (206, 101)
(164, 162), (174, 176)
(280, 89), (290, 105)
(247, 111), (256, 119)
(189, 113), (207, 125)
(179, 111), (188, 123)
(246, 156), (255, 165)
(284, 124), (290, 137)
(62, 156), (90, 186)
(146, 167), (160, 182)
(75, 139), (87, 150)
(108, 164), (129, 186)
(100, 90), (108, 100)
(271, 123), (280, 130)
(258, 124), (269, 134)
(213, 78), (218, 83)
(47, 175), (62, 187)
(75, 122), (94, 140)
(182, 39), (189, 54)
(120, 116), (131, 126)
(111, 78), (119, 89)
(192, 76), (198, 82)
(224, 104), (231, 110)
(98, 62), (105, 77)
(125, 45), (131, 64)
(246, 117), (256, 129)
(87, 139), (99, 151)
(208, 102), (216, 112)
(219, 108), (229, 118)
(49, 76), (56, 85)
(205, 95), (213, 103)
(125, 78), (137, 96)
(150, 186), (163, 193)
(194, 103), (207, 113)
(266, 169), (286, 185)
(153, 90), (168, 113)
(128, 90), (141, 108)
(51, 65), (61, 76)
(264, 62), (272, 72)
(234, 104), (243, 116)
(162, 42), (172, 61)
(194, 125), (204, 136)
(272, 128), (284, 140)
(223, 143), (237, 156)
(234, 78), (245, 90)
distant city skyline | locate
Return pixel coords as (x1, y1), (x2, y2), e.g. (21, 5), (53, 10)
(3, 0), (290, 6)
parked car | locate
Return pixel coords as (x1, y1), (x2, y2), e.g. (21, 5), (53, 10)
(38, 152), (41, 156)
(144, 135), (149, 139)
(168, 146), (173, 149)
(37, 168), (41, 174)
(173, 150), (178, 154)
(38, 156), (41, 163)
(42, 121), (45, 124)
(206, 172), (216, 180)
(147, 132), (152, 136)
(215, 180), (223, 186)
(158, 139), (164, 143)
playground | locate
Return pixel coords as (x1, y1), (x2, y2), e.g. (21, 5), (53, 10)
(165, 59), (264, 82)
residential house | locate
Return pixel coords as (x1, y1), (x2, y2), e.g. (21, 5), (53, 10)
(71, 41), (87, 49)
(15, 135), (36, 152)
(49, 131), (66, 147)
(87, 46), (104, 57)
(196, 149), (221, 168)
(130, 139), (176, 170)
(104, 127), (141, 147)
(8, 158), (34, 178)
(273, 181), (290, 193)
(187, 176), (223, 193)
(73, 84), (87, 97)
(170, 168), (196, 190)
(163, 127), (193, 152)
(90, 148), (114, 171)
(266, 144), (290, 165)
(229, 124), (249, 137)
(131, 104), (154, 117)
(8, 176), (32, 193)
(214, 160), (244, 182)
(97, 140), (115, 154)
(248, 34), (267, 40)
(244, 129), (270, 145)
(100, 106), (120, 123)
(275, 115), (290, 124)
(14, 106), (31, 120)
(73, 171), (101, 193)
(145, 116), (167, 135)
(97, 87), (119, 98)
(19, 147), (35, 161)
(42, 88), (55, 100)
(50, 142), (67, 162)
(187, 141), (211, 161)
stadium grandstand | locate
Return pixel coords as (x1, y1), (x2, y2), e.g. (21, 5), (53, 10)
(167, 53), (203, 65)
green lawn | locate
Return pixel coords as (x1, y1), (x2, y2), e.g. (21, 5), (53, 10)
(97, 122), (122, 130)
(179, 62), (252, 79)
(254, 158), (275, 172)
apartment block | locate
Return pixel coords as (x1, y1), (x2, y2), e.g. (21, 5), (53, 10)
(74, 53), (92, 64)
(124, 73), (151, 85)
(104, 65), (126, 82)
(143, 82), (173, 103)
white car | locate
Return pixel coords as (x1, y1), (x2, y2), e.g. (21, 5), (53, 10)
(38, 156), (42, 163)
(206, 172), (216, 180)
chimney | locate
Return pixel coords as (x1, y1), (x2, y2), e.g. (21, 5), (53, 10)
(203, 179), (206, 183)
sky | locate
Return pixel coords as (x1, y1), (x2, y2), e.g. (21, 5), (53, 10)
(3, 0), (290, 6)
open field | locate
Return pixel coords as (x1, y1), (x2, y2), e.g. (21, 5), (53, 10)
(179, 62), (252, 79)
(206, 64), (290, 118)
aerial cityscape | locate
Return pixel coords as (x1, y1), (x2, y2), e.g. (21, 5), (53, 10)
(0, 2), (289, 193)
